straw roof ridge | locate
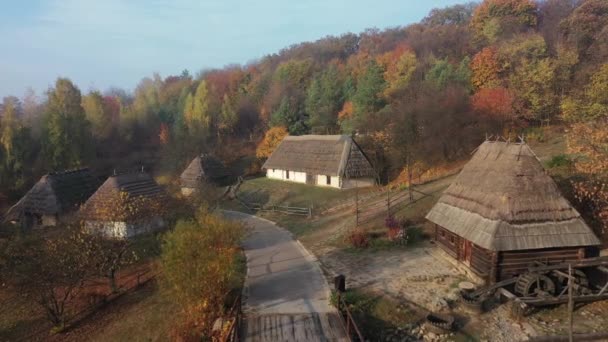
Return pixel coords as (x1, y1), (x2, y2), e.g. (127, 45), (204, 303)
(262, 134), (375, 177)
(80, 171), (166, 222)
(3, 168), (98, 222)
(426, 140), (600, 251)
(180, 154), (229, 188)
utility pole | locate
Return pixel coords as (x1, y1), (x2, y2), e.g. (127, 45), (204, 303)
(568, 264), (574, 342)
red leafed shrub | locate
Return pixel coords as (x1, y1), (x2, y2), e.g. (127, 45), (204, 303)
(387, 227), (402, 241)
(348, 229), (369, 249)
(386, 216), (410, 243)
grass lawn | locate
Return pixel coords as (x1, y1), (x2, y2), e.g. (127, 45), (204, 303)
(0, 286), (47, 341)
(59, 281), (177, 342)
(236, 176), (373, 210)
(331, 289), (417, 340)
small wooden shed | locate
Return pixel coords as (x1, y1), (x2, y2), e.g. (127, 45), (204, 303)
(262, 135), (376, 189)
(80, 171), (168, 239)
(3, 168), (98, 229)
(180, 154), (230, 196)
(426, 140), (600, 283)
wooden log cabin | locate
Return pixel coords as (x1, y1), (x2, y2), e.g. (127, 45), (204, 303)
(426, 140), (601, 284)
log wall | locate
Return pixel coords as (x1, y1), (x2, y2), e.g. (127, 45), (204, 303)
(497, 247), (584, 281)
(470, 244), (493, 278)
(435, 225), (459, 258)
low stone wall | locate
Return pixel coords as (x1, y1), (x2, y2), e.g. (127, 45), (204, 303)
(85, 217), (167, 239)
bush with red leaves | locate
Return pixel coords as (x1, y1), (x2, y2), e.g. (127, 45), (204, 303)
(347, 229), (369, 249)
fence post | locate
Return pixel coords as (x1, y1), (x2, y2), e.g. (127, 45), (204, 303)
(355, 179), (359, 227)
(308, 206), (312, 218)
(387, 186), (391, 217)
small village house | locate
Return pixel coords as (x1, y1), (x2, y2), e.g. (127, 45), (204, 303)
(3, 168), (98, 229)
(80, 171), (167, 239)
(262, 135), (376, 189)
(426, 139), (600, 283)
(180, 154), (230, 196)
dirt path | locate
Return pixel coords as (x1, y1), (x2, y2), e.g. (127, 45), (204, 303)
(223, 211), (348, 342)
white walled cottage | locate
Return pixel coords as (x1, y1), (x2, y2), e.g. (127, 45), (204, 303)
(262, 135), (376, 189)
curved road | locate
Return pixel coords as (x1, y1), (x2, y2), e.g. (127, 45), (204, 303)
(223, 211), (348, 342)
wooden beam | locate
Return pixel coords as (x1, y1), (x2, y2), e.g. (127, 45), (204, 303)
(529, 333), (608, 342)
(598, 281), (608, 296)
(527, 257), (608, 273)
(490, 252), (498, 284)
(520, 293), (608, 306)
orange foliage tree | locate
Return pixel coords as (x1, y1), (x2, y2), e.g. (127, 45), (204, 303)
(471, 0), (538, 42)
(159, 123), (170, 145)
(376, 43), (418, 97)
(255, 126), (288, 159)
(338, 101), (354, 121)
(471, 47), (502, 89)
(563, 64), (608, 244)
(471, 87), (515, 124)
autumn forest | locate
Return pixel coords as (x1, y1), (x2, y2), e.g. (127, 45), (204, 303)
(1, 0), (607, 242)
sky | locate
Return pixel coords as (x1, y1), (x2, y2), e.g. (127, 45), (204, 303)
(0, 0), (465, 98)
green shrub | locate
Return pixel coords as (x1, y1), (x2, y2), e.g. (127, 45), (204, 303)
(524, 127), (545, 142)
(546, 154), (572, 169)
(330, 290), (375, 314)
(159, 207), (244, 338)
(406, 226), (424, 243)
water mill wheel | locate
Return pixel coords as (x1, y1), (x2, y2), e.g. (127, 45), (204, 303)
(515, 273), (556, 297)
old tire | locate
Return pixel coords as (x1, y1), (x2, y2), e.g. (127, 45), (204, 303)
(460, 290), (485, 314)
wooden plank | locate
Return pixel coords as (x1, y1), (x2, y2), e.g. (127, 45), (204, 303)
(527, 257), (608, 273)
(241, 314), (349, 342)
(530, 332), (608, 342)
(520, 293), (608, 306)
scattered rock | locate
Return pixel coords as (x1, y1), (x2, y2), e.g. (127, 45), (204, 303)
(431, 298), (449, 311)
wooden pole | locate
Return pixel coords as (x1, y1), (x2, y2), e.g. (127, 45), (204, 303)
(387, 186), (391, 217)
(355, 179), (359, 227)
(568, 264), (574, 342)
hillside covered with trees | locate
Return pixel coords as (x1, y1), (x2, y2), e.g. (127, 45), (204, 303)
(0, 0), (607, 241)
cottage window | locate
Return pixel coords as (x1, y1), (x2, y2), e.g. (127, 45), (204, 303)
(440, 230), (446, 237)
(286, 170), (290, 179)
(326, 175), (331, 185)
(449, 235), (455, 244)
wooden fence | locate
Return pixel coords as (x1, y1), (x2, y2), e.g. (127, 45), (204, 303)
(356, 187), (433, 227)
(222, 294), (242, 342)
(236, 196), (313, 218)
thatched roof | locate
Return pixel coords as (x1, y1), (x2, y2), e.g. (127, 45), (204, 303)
(3, 168), (98, 222)
(262, 135), (375, 178)
(180, 154), (230, 188)
(426, 140), (600, 251)
(80, 172), (167, 222)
